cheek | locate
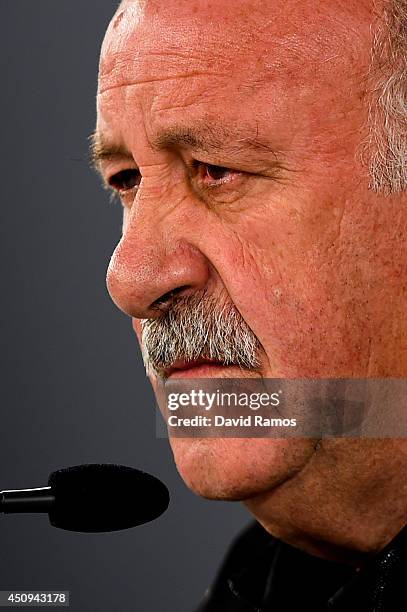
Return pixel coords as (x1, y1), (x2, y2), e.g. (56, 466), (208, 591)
(204, 195), (372, 376)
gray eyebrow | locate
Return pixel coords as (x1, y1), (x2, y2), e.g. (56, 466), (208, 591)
(152, 124), (279, 158)
(152, 126), (224, 152)
(89, 133), (133, 170)
(90, 122), (280, 171)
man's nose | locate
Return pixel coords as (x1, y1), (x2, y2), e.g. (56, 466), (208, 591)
(106, 226), (210, 319)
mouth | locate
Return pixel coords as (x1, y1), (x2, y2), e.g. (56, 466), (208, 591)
(163, 359), (230, 378)
(159, 358), (260, 379)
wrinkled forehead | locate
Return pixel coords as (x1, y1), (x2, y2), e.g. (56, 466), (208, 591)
(98, 0), (372, 94)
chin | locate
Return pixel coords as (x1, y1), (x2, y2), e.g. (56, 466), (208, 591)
(169, 437), (316, 500)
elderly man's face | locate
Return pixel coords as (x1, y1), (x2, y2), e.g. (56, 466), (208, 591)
(96, 0), (407, 556)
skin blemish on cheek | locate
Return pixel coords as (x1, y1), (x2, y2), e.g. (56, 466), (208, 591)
(273, 287), (282, 303)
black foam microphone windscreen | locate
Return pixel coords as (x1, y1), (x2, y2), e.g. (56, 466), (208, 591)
(48, 464), (170, 532)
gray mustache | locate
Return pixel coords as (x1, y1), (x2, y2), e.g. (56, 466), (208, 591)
(140, 290), (260, 378)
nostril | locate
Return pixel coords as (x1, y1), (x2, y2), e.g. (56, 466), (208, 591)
(151, 285), (190, 311)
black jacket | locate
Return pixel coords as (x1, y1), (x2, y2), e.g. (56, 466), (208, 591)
(195, 521), (406, 611)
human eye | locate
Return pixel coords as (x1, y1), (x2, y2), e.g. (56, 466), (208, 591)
(107, 168), (141, 194)
(190, 160), (242, 189)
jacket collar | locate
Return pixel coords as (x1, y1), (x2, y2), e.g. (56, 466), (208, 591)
(227, 526), (407, 611)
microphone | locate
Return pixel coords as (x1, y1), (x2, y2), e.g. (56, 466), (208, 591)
(0, 464), (170, 532)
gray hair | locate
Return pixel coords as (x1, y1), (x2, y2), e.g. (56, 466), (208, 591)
(368, 0), (407, 193)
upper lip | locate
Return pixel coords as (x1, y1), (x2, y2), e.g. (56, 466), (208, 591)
(163, 358), (224, 377)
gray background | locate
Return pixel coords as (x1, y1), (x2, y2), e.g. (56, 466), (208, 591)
(0, 2), (248, 610)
